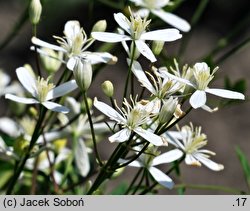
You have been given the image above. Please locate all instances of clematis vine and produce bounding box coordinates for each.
[5,67,78,113]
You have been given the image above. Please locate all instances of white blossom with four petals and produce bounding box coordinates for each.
[5,67,78,113]
[94,97,164,146]
[92,11,182,62]
[32,20,116,70]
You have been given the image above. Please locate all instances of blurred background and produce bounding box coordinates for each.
[0,0,249,194]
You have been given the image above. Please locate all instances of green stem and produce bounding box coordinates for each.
[6,106,46,194]
[123,41,136,100]
[215,36,250,64]
[83,92,103,166]
[125,168,143,194]
[132,169,146,195]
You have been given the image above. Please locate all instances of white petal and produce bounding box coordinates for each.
[0,136,7,151]
[189,90,207,108]
[16,67,37,97]
[64,20,81,39]
[75,139,90,177]
[0,70,10,87]
[42,101,70,113]
[149,166,174,189]
[134,127,163,146]
[31,37,66,52]
[114,13,131,34]
[205,88,245,100]
[0,117,21,137]
[141,29,182,41]
[91,32,131,43]
[46,80,78,101]
[194,153,224,171]
[159,67,194,87]
[118,158,143,167]
[185,154,201,166]
[66,57,77,70]
[135,40,156,62]
[130,60,156,94]
[152,149,183,166]
[109,128,131,143]
[93,98,126,123]
[152,9,191,32]
[5,94,38,104]
[83,52,115,65]
[201,104,218,113]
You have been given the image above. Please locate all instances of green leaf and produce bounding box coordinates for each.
[235,146,250,190]
[0,162,13,190]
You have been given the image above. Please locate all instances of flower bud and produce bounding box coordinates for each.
[91,20,107,32]
[73,58,92,92]
[152,40,165,55]
[29,0,42,25]
[158,97,178,124]
[102,80,114,97]
[13,137,29,157]
[40,48,62,73]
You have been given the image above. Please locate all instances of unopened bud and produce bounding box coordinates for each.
[29,0,42,25]
[40,48,62,73]
[92,20,107,32]
[159,97,178,124]
[152,40,165,55]
[102,80,114,97]
[13,138,29,157]
[73,58,92,92]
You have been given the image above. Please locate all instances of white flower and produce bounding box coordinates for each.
[129,0,191,32]
[93,97,164,146]
[5,67,77,113]
[187,62,245,109]
[120,146,183,189]
[131,60,189,100]
[166,123,224,171]
[92,11,182,62]
[31,20,116,70]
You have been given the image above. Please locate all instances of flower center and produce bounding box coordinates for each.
[36,77,55,102]
[129,12,150,40]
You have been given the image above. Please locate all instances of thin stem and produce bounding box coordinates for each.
[125,168,143,194]
[6,106,47,194]
[132,169,146,195]
[123,41,136,100]
[140,156,185,195]
[83,92,103,166]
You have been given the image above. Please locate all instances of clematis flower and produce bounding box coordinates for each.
[131,60,189,100]
[5,67,77,113]
[129,0,191,32]
[166,123,224,171]
[187,62,245,109]
[119,145,183,189]
[92,10,182,62]
[93,97,164,146]
[31,20,116,70]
